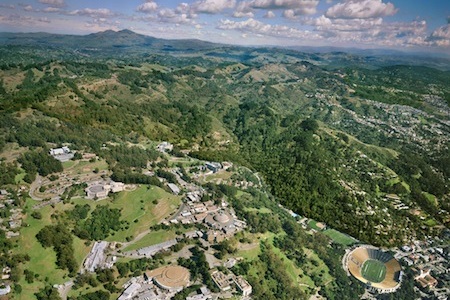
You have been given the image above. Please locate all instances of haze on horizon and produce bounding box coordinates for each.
[1,0,449,54]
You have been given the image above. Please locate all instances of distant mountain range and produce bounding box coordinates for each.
[0,29,222,52]
[1,29,449,70]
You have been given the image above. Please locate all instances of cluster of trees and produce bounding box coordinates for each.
[156,169,177,184]
[1,68,61,111]
[74,205,123,240]
[67,204,91,221]
[111,167,162,185]
[101,145,159,169]
[242,241,307,300]
[178,246,219,292]
[18,150,63,182]
[35,285,61,300]
[36,224,77,275]
[115,257,164,278]
[0,161,19,185]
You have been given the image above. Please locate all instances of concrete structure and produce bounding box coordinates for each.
[0,284,10,296]
[168,183,180,195]
[205,210,234,229]
[345,245,402,293]
[205,162,221,173]
[211,270,232,291]
[49,146,74,162]
[84,241,108,272]
[157,142,173,153]
[234,276,252,296]
[85,181,124,199]
[118,282,141,300]
[146,266,190,292]
[134,239,178,257]
[413,268,438,289]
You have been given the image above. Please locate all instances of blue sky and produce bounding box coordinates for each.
[0,0,449,52]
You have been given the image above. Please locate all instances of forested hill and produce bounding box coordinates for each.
[1,30,449,247]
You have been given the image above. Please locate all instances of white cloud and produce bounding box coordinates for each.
[303,14,432,48]
[136,1,158,13]
[325,0,397,19]
[193,0,236,14]
[43,7,61,13]
[0,13,52,26]
[68,8,116,18]
[0,4,15,9]
[154,3,197,25]
[264,10,275,18]
[427,24,450,47]
[218,18,320,40]
[38,0,65,8]
[233,11,254,18]
[24,5,33,11]
[238,0,319,17]
[244,0,318,11]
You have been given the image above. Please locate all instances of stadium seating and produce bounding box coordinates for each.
[346,246,402,292]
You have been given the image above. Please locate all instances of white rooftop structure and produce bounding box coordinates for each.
[118,282,141,300]
[168,183,180,195]
[157,142,173,153]
[49,146,74,162]
[134,239,177,257]
[84,241,108,272]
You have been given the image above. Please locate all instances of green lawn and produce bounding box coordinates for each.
[361,259,386,283]
[62,160,76,169]
[14,184,180,298]
[323,229,358,246]
[14,170,26,184]
[307,219,325,231]
[106,185,181,242]
[71,185,181,243]
[70,159,109,173]
[123,229,177,252]
[15,204,69,299]
[423,192,437,206]
[243,207,272,214]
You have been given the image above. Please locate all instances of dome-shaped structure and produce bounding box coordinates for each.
[214,213,230,224]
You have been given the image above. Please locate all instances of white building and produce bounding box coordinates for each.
[83,241,108,272]
[157,142,173,153]
[85,181,124,199]
[234,276,252,297]
[168,183,180,195]
[118,282,141,300]
[49,146,74,162]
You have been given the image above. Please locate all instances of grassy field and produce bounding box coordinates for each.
[14,184,180,298]
[243,207,272,214]
[15,201,69,299]
[361,259,386,283]
[70,159,109,174]
[14,170,26,184]
[307,219,325,231]
[106,186,181,242]
[323,229,358,246]
[123,229,177,252]
[70,185,181,242]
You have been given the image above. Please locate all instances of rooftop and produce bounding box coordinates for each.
[147,265,190,290]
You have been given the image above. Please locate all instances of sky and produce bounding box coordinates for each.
[0,0,449,52]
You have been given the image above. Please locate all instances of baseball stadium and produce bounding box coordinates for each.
[344,245,402,293]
